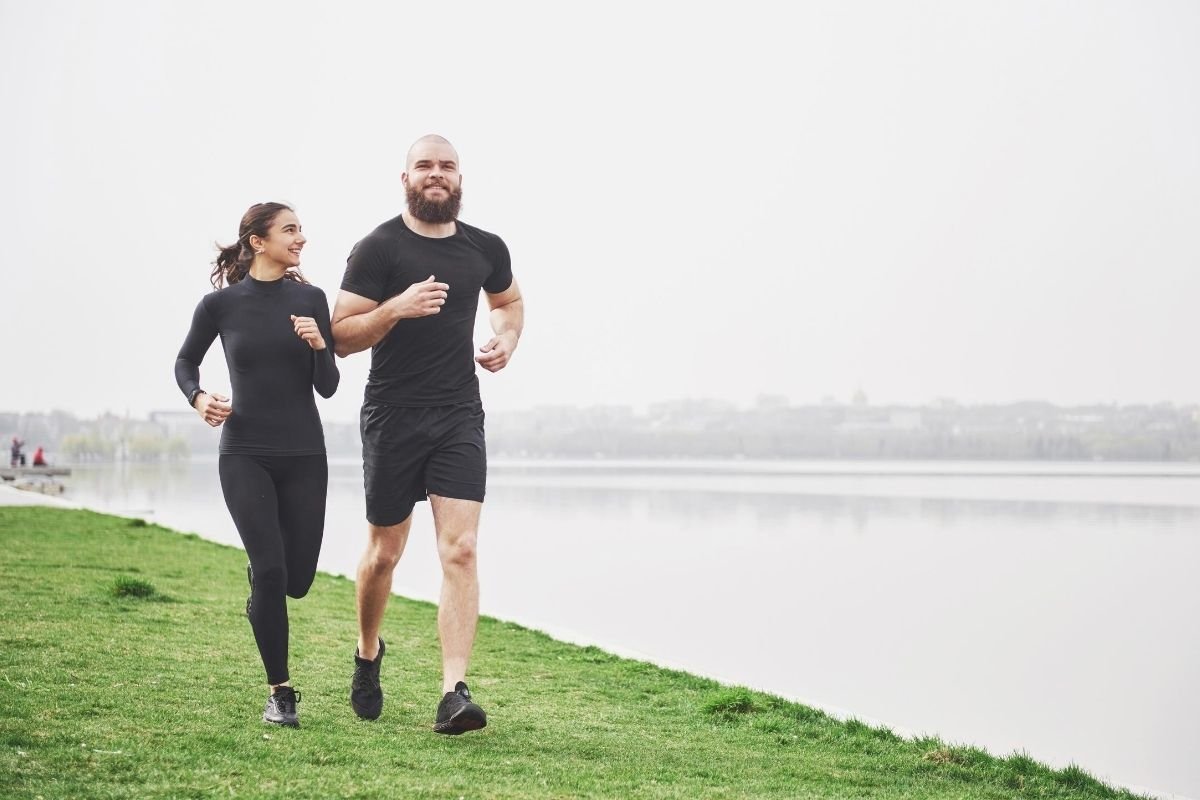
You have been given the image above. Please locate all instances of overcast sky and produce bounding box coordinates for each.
[2,1,1198,422]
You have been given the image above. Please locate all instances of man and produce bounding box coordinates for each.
[332,134,523,735]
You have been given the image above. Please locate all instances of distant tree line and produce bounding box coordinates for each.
[2,412,190,463]
[4,399,1198,462]
[484,399,1200,461]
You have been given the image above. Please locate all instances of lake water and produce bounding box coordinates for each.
[58,458,1200,799]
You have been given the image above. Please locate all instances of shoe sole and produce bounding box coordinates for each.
[263,717,299,728]
[351,699,382,721]
[433,706,487,735]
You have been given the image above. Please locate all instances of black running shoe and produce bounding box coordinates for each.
[263,686,300,728]
[350,638,385,720]
[433,681,487,735]
[245,562,253,619]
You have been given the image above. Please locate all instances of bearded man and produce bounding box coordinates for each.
[332,134,524,734]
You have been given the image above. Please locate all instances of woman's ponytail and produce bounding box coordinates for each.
[210,237,254,289]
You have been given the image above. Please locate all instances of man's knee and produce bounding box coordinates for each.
[362,519,410,574]
[439,531,478,571]
[363,544,402,574]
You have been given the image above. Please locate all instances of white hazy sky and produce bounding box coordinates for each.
[2,1,1198,422]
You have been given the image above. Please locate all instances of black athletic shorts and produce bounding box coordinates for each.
[360,399,486,527]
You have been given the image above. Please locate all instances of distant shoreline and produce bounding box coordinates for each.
[484,457,1200,480]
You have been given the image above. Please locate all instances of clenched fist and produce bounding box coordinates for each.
[290,315,326,351]
[194,392,232,427]
[386,275,449,319]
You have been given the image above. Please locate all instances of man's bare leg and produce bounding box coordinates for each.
[429,495,481,692]
[356,516,413,659]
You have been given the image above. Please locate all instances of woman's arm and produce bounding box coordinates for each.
[310,296,340,398]
[174,299,217,405]
[174,298,232,426]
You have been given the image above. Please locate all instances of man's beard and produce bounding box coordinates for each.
[407,183,463,224]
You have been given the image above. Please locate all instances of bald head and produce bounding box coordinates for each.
[406,134,459,171]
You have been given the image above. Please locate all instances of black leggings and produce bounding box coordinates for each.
[219,453,327,685]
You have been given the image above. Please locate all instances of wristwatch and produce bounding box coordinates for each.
[188,388,206,408]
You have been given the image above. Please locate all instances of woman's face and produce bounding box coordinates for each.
[256,210,306,268]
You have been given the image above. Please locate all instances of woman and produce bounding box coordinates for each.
[174,202,339,728]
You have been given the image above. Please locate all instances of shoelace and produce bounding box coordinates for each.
[272,689,300,712]
[351,662,379,691]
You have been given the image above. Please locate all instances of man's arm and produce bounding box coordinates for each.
[476,278,524,373]
[331,277,449,358]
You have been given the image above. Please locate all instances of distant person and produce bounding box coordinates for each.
[32,446,47,467]
[10,437,25,467]
[332,134,523,734]
[174,202,339,728]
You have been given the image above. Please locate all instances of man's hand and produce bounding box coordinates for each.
[290,315,326,351]
[384,275,449,319]
[476,331,519,373]
[194,392,232,428]
[331,281,446,358]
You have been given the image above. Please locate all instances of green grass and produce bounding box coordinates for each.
[0,507,1149,799]
[110,575,159,599]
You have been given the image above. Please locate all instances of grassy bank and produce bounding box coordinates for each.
[0,507,1147,799]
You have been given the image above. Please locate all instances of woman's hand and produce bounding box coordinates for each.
[194,392,232,427]
[291,315,326,351]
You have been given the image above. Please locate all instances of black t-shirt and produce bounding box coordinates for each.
[340,215,513,407]
[174,275,339,455]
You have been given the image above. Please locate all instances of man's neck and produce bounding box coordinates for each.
[403,210,457,239]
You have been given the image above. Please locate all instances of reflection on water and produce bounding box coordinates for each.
[498,481,1200,528]
[60,460,1200,800]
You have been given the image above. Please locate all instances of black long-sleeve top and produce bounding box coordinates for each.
[174,275,339,456]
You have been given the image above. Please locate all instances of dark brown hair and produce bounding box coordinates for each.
[210,202,309,289]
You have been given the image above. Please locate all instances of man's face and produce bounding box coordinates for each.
[403,141,463,224]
